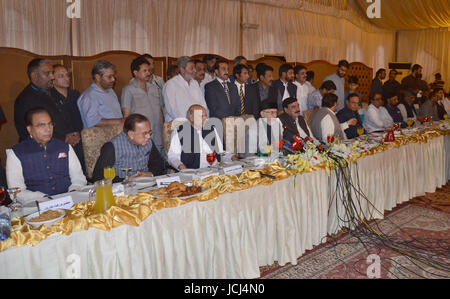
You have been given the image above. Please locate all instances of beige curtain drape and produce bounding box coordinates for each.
[243,1,395,71]
[0,0,71,55]
[73,0,240,58]
[354,0,450,30]
[0,0,446,86]
[397,28,450,91]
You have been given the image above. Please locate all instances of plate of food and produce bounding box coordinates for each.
[152,182,205,199]
[132,176,157,185]
[25,209,66,228]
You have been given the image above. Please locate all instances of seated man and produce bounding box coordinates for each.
[167,105,236,170]
[77,60,124,129]
[307,80,336,111]
[279,97,316,143]
[6,107,86,203]
[418,90,442,121]
[363,93,394,133]
[385,94,407,128]
[241,101,284,158]
[336,93,362,139]
[92,114,165,182]
[310,93,346,143]
[398,89,421,121]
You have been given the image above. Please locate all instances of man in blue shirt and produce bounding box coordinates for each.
[77,60,124,129]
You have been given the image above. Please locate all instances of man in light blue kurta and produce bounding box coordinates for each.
[77,60,123,129]
[323,60,349,112]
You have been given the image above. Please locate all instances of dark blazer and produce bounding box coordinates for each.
[14,84,71,142]
[273,79,297,111]
[278,112,311,143]
[245,82,278,119]
[205,79,242,120]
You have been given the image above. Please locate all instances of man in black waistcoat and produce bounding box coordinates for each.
[167,105,238,171]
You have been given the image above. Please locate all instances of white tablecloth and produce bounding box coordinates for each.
[0,135,448,279]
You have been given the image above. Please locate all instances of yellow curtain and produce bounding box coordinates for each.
[397,28,450,91]
[243,1,395,71]
[354,0,450,30]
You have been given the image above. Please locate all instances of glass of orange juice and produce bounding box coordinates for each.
[104,167,116,180]
[406,118,414,128]
[357,127,365,136]
[91,179,115,213]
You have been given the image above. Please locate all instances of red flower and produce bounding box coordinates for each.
[327,136,335,143]
[274,140,285,150]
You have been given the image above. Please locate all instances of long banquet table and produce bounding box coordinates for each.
[0,132,449,279]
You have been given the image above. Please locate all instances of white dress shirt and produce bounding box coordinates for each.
[364,104,394,133]
[440,97,450,115]
[6,145,87,204]
[162,74,208,122]
[295,118,319,143]
[281,81,290,101]
[167,126,231,170]
[305,81,316,94]
[319,108,348,143]
[293,81,310,115]
[397,103,417,121]
[234,81,246,96]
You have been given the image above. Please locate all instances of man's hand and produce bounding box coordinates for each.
[65,132,81,146]
[178,164,187,171]
[130,171,153,180]
[347,118,358,126]
[231,155,239,161]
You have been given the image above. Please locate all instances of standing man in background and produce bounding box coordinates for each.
[323,60,349,112]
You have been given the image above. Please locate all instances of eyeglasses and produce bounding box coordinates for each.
[135,130,152,138]
[33,122,55,129]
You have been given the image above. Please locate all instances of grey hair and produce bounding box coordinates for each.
[92,60,116,81]
[177,56,193,71]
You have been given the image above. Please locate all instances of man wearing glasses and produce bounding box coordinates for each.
[6,107,86,204]
[92,114,165,182]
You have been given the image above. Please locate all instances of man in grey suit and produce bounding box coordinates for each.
[205,60,242,120]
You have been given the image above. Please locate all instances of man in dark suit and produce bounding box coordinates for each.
[205,60,242,120]
[245,64,278,119]
[279,97,316,143]
[14,58,75,143]
[272,63,297,112]
[232,64,251,116]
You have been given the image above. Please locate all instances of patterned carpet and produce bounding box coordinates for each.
[259,183,450,279]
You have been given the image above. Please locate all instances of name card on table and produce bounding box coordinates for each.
[112,184,125,196]
[156,176,180,188]
[221,165,244,175]
[39,196,74,212]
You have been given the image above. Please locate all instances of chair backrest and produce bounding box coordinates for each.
[303,109,316,127]
[81,125,123,179]
[162,119,186,156]
[222,114,256,154]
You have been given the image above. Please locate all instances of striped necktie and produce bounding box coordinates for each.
[240,84,245,115]
[222,82,231,104]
